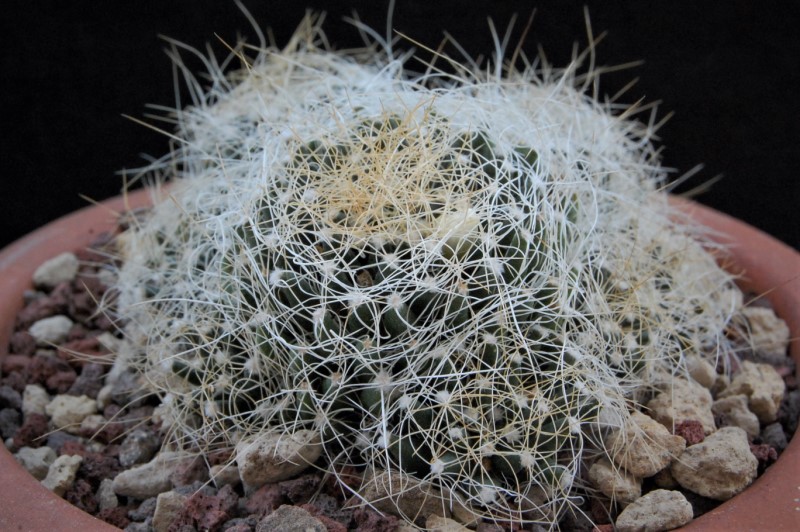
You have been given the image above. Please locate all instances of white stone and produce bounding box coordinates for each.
[426,514,472,532]
[153,490,188,532]
[720,360,785,423]
[14,445,56,480]
[741,306,791,364]
[236,430,322,491]
[685,354,717,389]
[615,489,693,532]
[32,252,79,288]
[96,332,123,353]
[588,458,641,506]
[96,478,118,510]
[256,505,326,532]
[607,410,686,478]
[96,383,114,410]
[80,414,107,435]
[671,426,758,500]
[28,315,74,346]
[22,384,50,417]
[41,454,83,497]
[113,451,179,499]
[646,377,716,435]
[45,394,98,434]
[712,394,761,439]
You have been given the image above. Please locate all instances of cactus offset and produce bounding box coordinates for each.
[113,14,748,527]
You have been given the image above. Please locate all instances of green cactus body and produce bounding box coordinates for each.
[114,14,751,528]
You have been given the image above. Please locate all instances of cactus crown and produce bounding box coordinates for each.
[114,13,745,526]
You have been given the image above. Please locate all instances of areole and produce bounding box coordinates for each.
[0,189,798,530]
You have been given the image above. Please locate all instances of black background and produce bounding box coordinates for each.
[2,1,798,249]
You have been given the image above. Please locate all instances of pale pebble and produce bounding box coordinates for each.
[32,252,79,288]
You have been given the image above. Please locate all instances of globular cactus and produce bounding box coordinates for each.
[114,14,747,527]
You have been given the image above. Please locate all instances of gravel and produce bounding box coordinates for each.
[1,226,797,532]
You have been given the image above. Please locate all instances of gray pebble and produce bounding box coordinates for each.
[0,385,22,409]
[0,408,21,439]
[14,445,57,480]
[109,370,149,408]
[783,389,800,435]
[128,496,158,522]
[97,478,119,510]
[761,422,788,451]
[124,521,152,532]
[68,363,106,398]
[256,505,326,532]
[173,480,215,497]
[118,429,161,467]
[222,516,259,531]
[45,430,81,453]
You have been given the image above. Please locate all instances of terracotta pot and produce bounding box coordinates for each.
[0,190,798,531]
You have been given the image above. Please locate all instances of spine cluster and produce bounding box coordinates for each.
[113,16,747,526]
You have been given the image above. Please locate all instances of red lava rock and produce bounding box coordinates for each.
[58,337,107,365]
[244,483,284,516]
[91,418,128,445]
[12,412,48,449]
[675,419,706,445]
[45,369,78,394]
[1,354,31,374]
[14,283,70,329]
[280,474,320,503]
[0,370,27,393]
[79,452,123,488]
[103,403,122,419]
[750,443,778,466]
[9,331,36,355]
[590,495,613,525]
[783,373,797,391]
[28,353,71,387]
[352,506,399,531]
[171,484,238,532]
[65,478,99,514]
[66,323,89,342]
[60,439,88,457]
[97,506,131,529]
[207,449,233,466]
[593,524,615,532]
[69,281,105,324]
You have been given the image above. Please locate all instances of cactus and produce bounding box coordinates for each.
[113,14,749,527]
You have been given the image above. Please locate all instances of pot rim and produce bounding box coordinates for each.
[0,190,797,531]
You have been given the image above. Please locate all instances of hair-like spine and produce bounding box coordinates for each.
[111,13,748,527]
